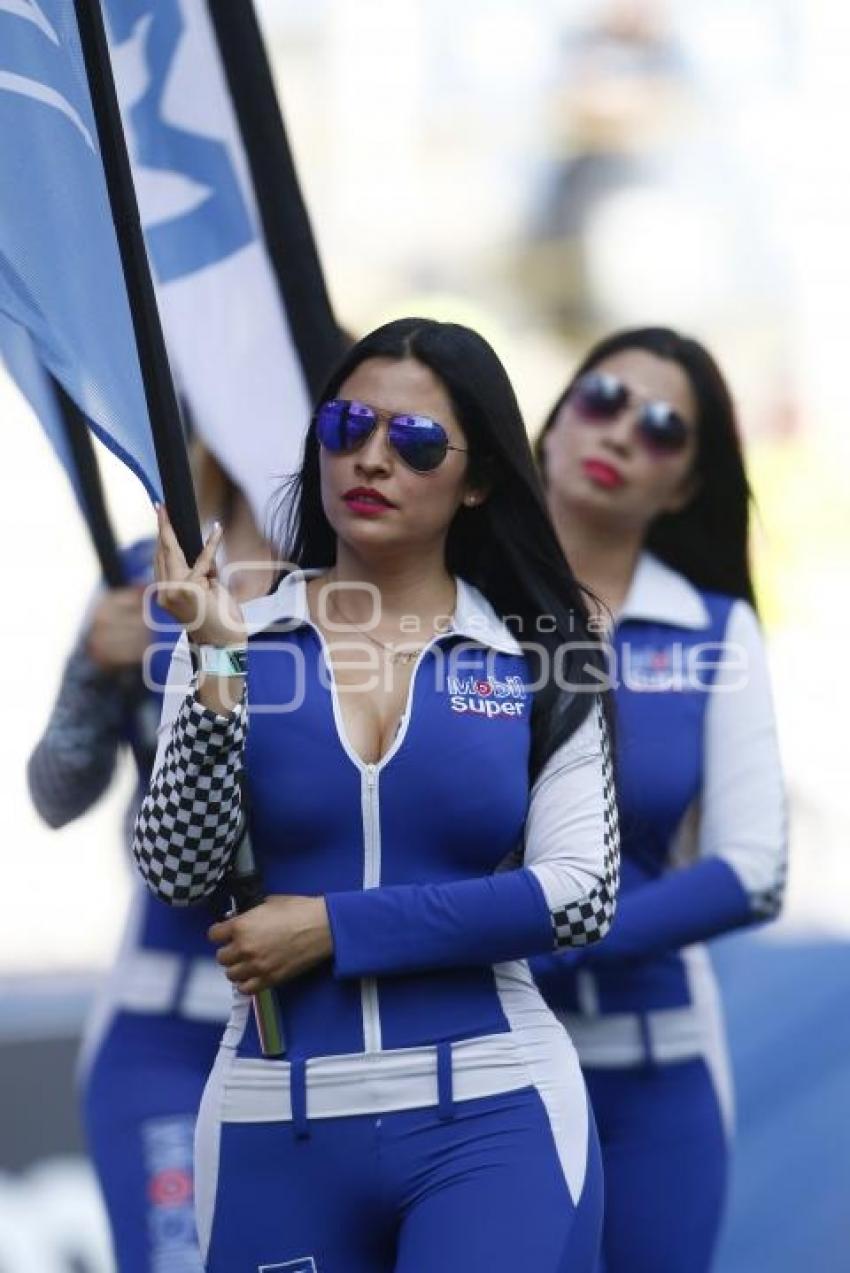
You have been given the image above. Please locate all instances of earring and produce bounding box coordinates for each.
[465,495,479,507]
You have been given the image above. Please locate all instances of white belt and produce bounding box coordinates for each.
[556,1005,709,1068]
[109,951,232,1023]
[218,1032,532,1123]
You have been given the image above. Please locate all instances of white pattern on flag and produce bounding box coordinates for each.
[0,0,59,43]
[105,0,313,530]
[0,71,95,148]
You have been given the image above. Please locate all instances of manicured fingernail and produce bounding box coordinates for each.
[212,520,222,534]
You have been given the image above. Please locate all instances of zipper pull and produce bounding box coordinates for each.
[366,763,377,787]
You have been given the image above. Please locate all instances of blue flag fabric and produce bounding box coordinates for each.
[0,0,161,501]
[0,310,86,508]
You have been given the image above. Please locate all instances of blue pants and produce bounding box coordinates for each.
[586,1059,729,1273]
[82,1011,223,1273]
[202,1087,603,1271]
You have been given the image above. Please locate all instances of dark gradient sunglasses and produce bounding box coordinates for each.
[315,398,469,474]
[568,371,691,456]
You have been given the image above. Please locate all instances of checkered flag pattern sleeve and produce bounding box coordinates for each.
[132,688,247,905]
[750,802,788,919]
[550,697,620,948]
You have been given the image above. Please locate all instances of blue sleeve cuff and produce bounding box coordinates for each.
[580,857,754,968]
[326,869,554,979]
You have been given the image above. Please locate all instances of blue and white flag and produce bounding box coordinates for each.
[104,0,331,530]
[0,0,162,501]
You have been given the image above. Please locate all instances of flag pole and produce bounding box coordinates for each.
[72,0,201,565]
[52,373,165,777]
[51,377,125,588]
[73,0,283,1055]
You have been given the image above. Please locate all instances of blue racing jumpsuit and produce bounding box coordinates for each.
[531,553,787,1273]
[133,570,620,1272]
[29,540,231,1273]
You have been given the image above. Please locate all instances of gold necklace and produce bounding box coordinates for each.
[328,591,427,666]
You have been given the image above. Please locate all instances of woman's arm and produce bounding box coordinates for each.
[132,633,247,905]
[28,578,157,828]
[27,637,126,828]
[132,507,250,905]
[324,695,620,978]
[534,601,787,986]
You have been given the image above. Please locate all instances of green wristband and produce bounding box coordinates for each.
[197,644,248,677]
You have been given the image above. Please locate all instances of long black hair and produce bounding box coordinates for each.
[273,316,608,780]
[536,327,756,607]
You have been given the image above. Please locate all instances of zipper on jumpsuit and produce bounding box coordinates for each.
[304,596,448,1059]
[361,762,382,1051]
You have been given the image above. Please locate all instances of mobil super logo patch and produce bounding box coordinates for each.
[625,645,683,691]
[448,673,527,718]
[620,640,733,692]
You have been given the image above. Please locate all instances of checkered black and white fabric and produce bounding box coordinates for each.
[751,823,788,920]
[745,767,789,920]
[133,689,247,905]
[550,697,620,948]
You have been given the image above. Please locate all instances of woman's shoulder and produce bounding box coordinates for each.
[121,536,156,583]
[631,554,756,636]
[693,583,760,642]
[242,568,324,636]
[453,577,524,656]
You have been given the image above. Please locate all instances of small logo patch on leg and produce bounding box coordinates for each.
[142,1115,203,1267]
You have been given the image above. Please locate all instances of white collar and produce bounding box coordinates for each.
[452,577,523,654]
[241,568,319,635]
[242,569,522,654]
[617,553,710,630]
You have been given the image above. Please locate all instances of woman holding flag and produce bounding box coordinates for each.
[530,326,787,1273]
[134,318,620,1271]
[28,445,274,1273]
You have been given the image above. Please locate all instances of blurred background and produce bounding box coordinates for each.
[1,0,848,1268]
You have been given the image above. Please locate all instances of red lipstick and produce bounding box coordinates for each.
[342,487,396,516]
[582,459,625,490]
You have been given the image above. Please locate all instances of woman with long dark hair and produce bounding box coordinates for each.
[132,318,620,1271]
[531,327,787,1273]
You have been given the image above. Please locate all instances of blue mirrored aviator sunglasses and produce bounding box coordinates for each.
[315,398,469,473]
